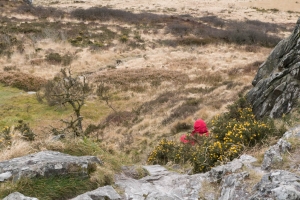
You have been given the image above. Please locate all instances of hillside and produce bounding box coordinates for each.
[0,0,299,199]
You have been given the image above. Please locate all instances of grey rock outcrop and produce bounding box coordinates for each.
[121,165,149,179]
[115,164,206,200]
[0,125,300,200]
[219,172,250,200]
[114,155,258,200]
[247,18,300,118]
[250,170,300,200]
[3,192,38,200]
[71,185,121,200]
[213,155,261,200]
[282,124,300,138]
[0,150,102,181]
[208,154,257,183]
[208,158,243,183]
[261,138,291,171]
[261,125,300,171]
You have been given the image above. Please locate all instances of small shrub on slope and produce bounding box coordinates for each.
[147,96,284,173]
[0,126,12,149]
[0,72,46,91]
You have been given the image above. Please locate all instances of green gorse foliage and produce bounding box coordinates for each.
[0,126,11,148]
[148,97,285,173]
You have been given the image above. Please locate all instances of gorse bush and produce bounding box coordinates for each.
[15,120,35,141]
[0,126,12,148]
[147,139,192,165]
[171,122,192,134]
[0,121,36,149]
[46,52,62,64]
[147,96,285,173]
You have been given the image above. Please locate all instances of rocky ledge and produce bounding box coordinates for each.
[0,150,102,182]
[3,125,300,200]
[247,18,300,118]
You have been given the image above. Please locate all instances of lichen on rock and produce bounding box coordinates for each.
[247,17,300,118]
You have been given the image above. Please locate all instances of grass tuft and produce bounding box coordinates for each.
[0,175,97,200]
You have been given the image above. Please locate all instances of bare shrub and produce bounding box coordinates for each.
[0,71,46,91]
[39,68,91,137]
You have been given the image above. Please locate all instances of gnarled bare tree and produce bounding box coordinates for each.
[40,68,90,137]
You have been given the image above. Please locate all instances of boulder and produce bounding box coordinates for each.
[282,124,300,139]
[261,125,300,171]
[246,18,300,118]
[208,158,243,183]
[3,192,38,200]
[250,170,300,200]
[219,171,250,200]
[114,156,258,200]
[0,151,102,181]
[121,165,149,179]
[71,185,121,200]
[261,138,291,171]
[208,154,257,183]
[208,155,261,200]
[115,165,206,200]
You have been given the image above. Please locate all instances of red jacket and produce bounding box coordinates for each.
[180,119,209,145]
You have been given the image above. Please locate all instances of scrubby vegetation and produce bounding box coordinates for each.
[1,175,96,200]
[0,0,298,198]
[0,72,46,91]
[147,96,286,173]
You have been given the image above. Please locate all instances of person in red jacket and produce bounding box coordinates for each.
[180,119,209,145]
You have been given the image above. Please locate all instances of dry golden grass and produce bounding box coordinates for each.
[0,1,299,199]
[0,0,299,173]
[0,140,34,161]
